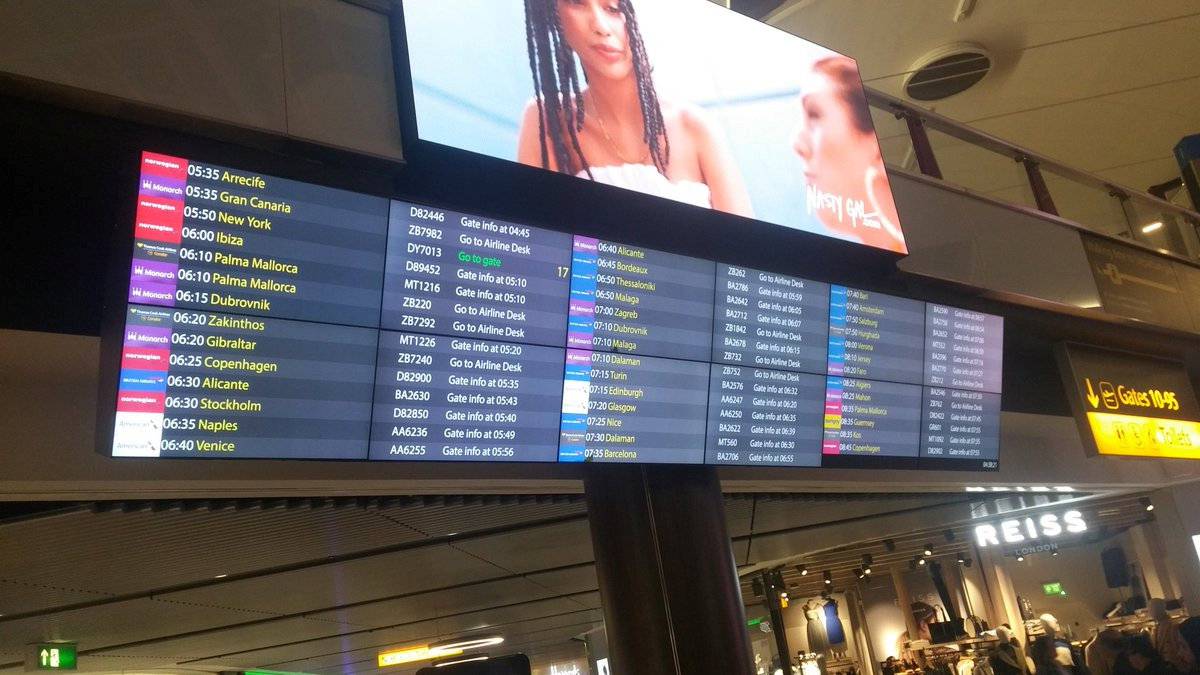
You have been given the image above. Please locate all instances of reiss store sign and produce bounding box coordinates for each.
[974,510,1088,548]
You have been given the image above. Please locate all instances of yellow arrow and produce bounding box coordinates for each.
[1085,379,1100,409]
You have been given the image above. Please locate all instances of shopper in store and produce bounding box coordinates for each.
[992,627,1030,675]
[1114,634,1179,675]
[518,0,754,216]
[1085,629,1126,675]
[1148,599,1195,673]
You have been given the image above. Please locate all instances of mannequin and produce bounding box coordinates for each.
[991,627,1028,675]
[1029,614,1080,675]
[822,592,848,657]
[805,598,831,654]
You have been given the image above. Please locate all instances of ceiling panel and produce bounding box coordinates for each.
[105,615,360,659]
[452,520,594,573]
[0,597,270,654]
[302,576,559,627]
[523,565,597,597]
[382,499,586,538]
[260,607,601,674]
[0,506,426,597]
[0,578,109,616]
[158,544,502,615]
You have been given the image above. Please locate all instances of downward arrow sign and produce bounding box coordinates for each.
[1085,379,1100,408]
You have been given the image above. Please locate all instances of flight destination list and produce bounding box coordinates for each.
[112,151,1004,469]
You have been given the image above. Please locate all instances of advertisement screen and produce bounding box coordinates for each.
[399,0,907,253]
[107,152,1000,469]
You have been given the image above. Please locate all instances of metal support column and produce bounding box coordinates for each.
[1020,157,1059,216]
[901,112,943,179]
[584,464,755,675]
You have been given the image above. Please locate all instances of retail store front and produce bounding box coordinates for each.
[733,491,1198,675]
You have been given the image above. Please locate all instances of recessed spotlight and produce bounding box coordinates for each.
[862,554,873,574]
[823,571,832,585]
[1052,551,1059,557]
[923,544,934,557]
[798,565,809,576]
[918,557,927,566]
[1016,555,1025,562]
[956,553,966,565]
[855,568,866,580]
[1140,497,1154,512]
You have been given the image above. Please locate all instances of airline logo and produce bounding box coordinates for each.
[134,195,183,244]
[140,151,188,181]
[112,411,164,457]
[121,347,171,371]
[116,391,165,414]
[119,369,167,392]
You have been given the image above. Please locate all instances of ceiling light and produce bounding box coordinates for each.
[1054,486,1075,493]
[965,487,987,492]
[435,655,489,668]
[797,565,809,576]
[855,568,866,580]
[379,646,463,667]
[1140,497,1155,512]
[918,557,927,566]
[431,637,505,653]
[862,554,873,573]
[923,544,934,557]
[213,573,228,579]
[956,553,966,565]
[823,571,832,585]
[1142,221,1163,234]
[1052,551,1059,557]
[1016,555,1025,562]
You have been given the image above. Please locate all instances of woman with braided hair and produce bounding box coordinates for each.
[517,0,753,216]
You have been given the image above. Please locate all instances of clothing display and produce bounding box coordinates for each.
[825,598,847,646]
[1150,599,1196,673]
[806,601,831,654]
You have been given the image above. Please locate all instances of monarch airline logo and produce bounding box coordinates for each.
[974,510,1087,547]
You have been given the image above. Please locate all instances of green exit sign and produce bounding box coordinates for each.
[1043,582,1066,597]
[26,643,77,670]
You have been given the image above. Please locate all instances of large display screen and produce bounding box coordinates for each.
[397,0,908,254]
[110,152,1001,469]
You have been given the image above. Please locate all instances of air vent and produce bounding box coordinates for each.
[905,43,991,101]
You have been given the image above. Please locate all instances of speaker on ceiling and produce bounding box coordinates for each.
[1101,547,1130,589]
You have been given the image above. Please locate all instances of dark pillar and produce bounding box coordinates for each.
[584,464,755,675]
[761,570,794,674]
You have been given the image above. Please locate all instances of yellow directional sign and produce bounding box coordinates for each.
[1057,344,1200,459]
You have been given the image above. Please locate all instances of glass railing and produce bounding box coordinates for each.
[865,88,1200,262]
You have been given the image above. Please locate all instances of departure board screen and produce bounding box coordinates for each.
[109,151,1004,470]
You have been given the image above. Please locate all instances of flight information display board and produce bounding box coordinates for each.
[109,152,1004,470]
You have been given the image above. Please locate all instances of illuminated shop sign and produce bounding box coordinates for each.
[1057,344,1200,459]
[974,510,1087,547]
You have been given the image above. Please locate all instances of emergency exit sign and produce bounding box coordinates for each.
[25,643,77,671]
